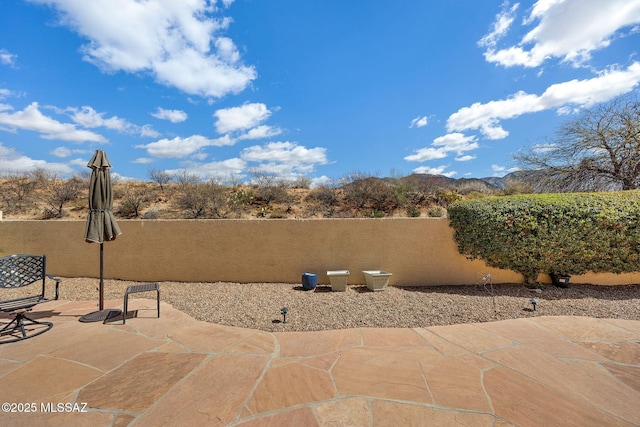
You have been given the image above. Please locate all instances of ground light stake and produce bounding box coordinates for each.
[281,307,288,324]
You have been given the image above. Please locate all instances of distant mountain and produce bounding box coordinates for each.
[395,173,521,192]
[338,172,526,194]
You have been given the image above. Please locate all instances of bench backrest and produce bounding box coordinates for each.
[0,255,46,291]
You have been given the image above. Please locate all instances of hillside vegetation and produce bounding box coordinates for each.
[0,170,526,220]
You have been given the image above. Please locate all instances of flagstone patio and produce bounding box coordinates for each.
[0,298,638,426]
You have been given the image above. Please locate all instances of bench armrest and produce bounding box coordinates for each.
[45,274,61,300]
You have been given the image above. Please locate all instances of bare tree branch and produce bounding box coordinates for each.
[515,94,640,192]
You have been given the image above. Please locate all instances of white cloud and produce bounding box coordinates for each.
[214,37,240,63]
[310,175,332,187]
[242,141,327,165]
[491,164,519,176]
[214,102,272,134]
[50,146,87,158]
[0,102,106,143]
[29,0,256,98]
[0,89,25,101]
[236,125,282,141]
[404,147,448,162]
[433,133,479,152]
[0,49,17,67]
[241,141,328,178]
[532,143,557,153]
[446,62,640,139]
[51,147,72,158]
[139,103,282,160]
[455,155,476,162]
[556,105,574,115]
[0,142,72,175]
[67,106,130,131]
[409,116,428,128]
[151,107,188,123]
[69,157,89,168]
[59,105,159,137]
[405,133,478,162]
[525,0,565,24]
[137,134,234,158]
[478,1,519,48]
[482,0,640,67]
[169,157,247,181]
[411,165,457,177]
[132,157,154,164]
[139,124,161,138]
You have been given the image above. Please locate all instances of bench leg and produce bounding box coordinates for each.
[0,313,53,344]
[123,294,128,325]
[123,289,160,324]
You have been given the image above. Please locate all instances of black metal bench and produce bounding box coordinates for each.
[123,283,160,324]
[0,254,61,344]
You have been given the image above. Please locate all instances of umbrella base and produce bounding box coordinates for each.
[79,309,122,323]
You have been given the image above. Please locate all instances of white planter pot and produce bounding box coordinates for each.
[362,270,392,292]
[327,270,350,291]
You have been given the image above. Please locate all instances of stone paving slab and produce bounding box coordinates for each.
[0,298,638,426]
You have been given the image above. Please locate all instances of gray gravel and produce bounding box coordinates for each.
[14,277,639,332]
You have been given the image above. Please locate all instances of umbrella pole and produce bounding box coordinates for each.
[99,242,104,311]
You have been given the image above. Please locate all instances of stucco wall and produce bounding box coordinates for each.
[0,218,636,286]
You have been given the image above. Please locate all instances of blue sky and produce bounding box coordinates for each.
[1,0,640,185]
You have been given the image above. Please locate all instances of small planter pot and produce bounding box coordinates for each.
[302,272,318,291]
[549,274,571,288]
[550,274,570,288]
[362,270,392,292]
[327,270,350,291]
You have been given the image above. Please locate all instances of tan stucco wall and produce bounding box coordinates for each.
[0,218,636,286]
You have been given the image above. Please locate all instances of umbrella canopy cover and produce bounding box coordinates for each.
[85,150,122,243]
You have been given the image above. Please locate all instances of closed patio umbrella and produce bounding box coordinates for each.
[79,150,122,323]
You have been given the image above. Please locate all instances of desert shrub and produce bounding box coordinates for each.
[142,208,161,219]
[305,185,338,205]
[448,191,640,284]
[43,176,83,218]
[405,190,429,207]
[255,206,272,218]
[117,183,154,218]
[304,185,339,217]
[255,182,289,204]
[269,208,287,218]
[116,200,138,218]
[227,187,254,218]
[175,179,208,219]
[406,207,421,217]
[427,206,445,217]
[148,168,173,193]
[205,181,229,218]
[250,170,290,204]
[290,176,312,189]
[170,174,230,219]
[342,174,396,214]
[433,190,461,207]
[0,173,38,214]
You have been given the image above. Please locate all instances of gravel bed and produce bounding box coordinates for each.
[9,278,640,332]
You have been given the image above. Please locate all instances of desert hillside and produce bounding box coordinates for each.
[0,171,524,220]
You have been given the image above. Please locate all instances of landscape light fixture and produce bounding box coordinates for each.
[529,298,539,311]
[281,307,288,324]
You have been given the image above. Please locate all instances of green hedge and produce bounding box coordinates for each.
[447,191,640,284]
